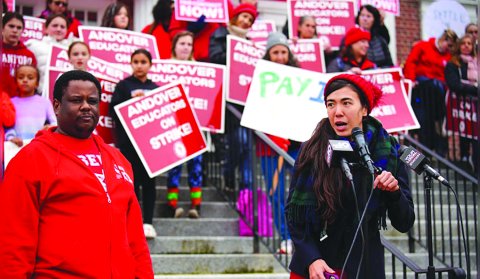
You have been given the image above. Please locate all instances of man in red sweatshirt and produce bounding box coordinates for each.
[0,70,154,278]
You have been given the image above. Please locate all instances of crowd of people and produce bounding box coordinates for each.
[0,0,477,277]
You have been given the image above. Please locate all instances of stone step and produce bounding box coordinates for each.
[151,254,285,274]
[154,274,289,279]
[153,218,239,237]
[148,236,267,254]
[384,235,477,255]
[153,202,237,218]
[415,203,476,220]
[411,219,476,237]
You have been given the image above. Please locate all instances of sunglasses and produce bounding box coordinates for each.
[53,1,68,7]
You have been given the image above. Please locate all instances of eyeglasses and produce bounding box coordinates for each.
[53,1,68,7]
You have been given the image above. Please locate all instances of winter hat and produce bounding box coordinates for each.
[324,74,383,113]
[231,3,258,22]
[266,32,289,52]
[344,27,371,47]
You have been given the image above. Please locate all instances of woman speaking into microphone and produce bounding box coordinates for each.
[286,74,415,279]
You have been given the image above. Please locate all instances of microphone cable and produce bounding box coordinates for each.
[339,171,373,279]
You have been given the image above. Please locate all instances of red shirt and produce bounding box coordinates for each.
[1,41,37,97]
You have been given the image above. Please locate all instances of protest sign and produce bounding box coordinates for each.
[175,0,229,23]
[114,82,207,177]
[241,60,418,141]
[289,39,326,72]
[149,60,226,133]
[247,20,277,44]
[445,92,477,140]
[360,0,400,16]
[361,68,419,132]
[79,26,161,72]
[226,36,264,105]
[21,16,45,43]
[287,0,357,49]
[5,0,14,11]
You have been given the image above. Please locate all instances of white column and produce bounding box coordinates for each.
[133,0,155,32]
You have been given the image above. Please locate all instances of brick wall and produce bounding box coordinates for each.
[395,0,422,66]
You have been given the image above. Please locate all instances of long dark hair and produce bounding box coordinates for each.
[2,11,25,28]
[294,79,368,224]
[355,5,381,34]
[101,2,131,30]
[148,0,173,34]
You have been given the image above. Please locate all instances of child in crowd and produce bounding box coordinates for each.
[166,31,203,218]
[5,65,56,147]
[1,12,37,97]
[101,2,130,30]
[27,14,76,95]
[110,49,159,239]
[68,41,91,71]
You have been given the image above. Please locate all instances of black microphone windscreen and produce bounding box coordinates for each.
[399,146,428,175]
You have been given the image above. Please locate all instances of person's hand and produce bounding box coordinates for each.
[374,171,400,192]
[187,15,206,34]
[308,259,335,279]
[319,36,332,53]
[349,67,362,75]
[9,137,24,147]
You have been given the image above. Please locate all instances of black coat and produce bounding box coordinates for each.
[209,26,229,65]
[444,61,477,97]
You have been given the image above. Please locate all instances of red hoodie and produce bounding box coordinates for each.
[0,128,153,278]
[403,37,451,82]
[1,41,37,97]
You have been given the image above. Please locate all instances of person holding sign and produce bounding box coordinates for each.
[5,65,56,147]
[209,3,258,65]
[163,31,204,218]
[327,27,376,74]
[286,74,415,279]
[0,70,153,278]
[1,12,38,97]
[68,41,91,71]
[26,14,76,94]
[110,49,160,239]
[355,5,393,68]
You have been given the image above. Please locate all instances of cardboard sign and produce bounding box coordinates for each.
[360,0,400,16]
[226,36,265,105]
[445,92,477,140]
[289,39,326,73]
[114,83,207,177]
[21,16,45,42]
[287,0,357,49]
[175,0,229,23]
[79,26,161,71]
[241,60,418,141]
[149,60,226,133]
[248,20,277,44]
[361,68,420,132]
[5,0,14,11]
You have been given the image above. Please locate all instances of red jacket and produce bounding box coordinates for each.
[1,41,37,97]
[169,14,220,62]
[403,38,451,82]
[0,128,153,278]
[0,91,15,180]
[142,23,172,59]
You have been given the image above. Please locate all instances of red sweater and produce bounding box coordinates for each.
[1,41,37,97]
[0,128,153,278]
[142,23,172,59]
[403,38,451,82]
[0,91,15,180]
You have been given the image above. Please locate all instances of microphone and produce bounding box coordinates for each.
[399,145,450,186]
[325,139,354,181]
[351,127,376,175]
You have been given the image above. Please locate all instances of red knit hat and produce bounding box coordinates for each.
[231,3,258,22]
[344,27,371,47]
[324,74,383,113]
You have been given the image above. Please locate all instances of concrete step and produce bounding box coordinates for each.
[153,202,237,218]
[148,236,268,254]
[154,274,289,279]
[153,218,239,237]
[384,235,477,255]
[415,203,476,220]
[411,219,476,237]
[151,254,285,274]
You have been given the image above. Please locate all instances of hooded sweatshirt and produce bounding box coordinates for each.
[0,128,153,278]
[1,41,37,97]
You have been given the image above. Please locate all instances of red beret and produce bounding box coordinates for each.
[231,3,258,22]
[344,27,371,47]
[324,74,383,114]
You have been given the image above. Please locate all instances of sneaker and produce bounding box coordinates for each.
[187,205,200,219]
[278,239,293,254]
[174,207,184,218]
[143,223,157,239]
